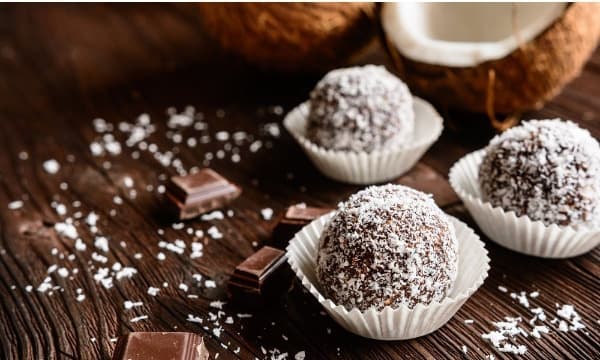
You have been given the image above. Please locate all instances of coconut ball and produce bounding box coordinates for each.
[316,184,458,311]
[479,119,600,227]
[306,65,414,153]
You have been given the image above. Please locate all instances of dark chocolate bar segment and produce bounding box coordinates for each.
[112,332,209,360]
[282,204,333,224]
[166,168,241,220]
[270,204,333,248]
[228,246,293,307]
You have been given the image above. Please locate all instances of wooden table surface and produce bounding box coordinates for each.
[0,4,598,360]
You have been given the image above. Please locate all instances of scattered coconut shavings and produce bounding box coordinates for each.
[115,267,137,280]
[212,327,223,338]
[94,236,109,252]
[480,288,588,356]
[86,212,99,226]
[263,123,281,138]
[249,140,262,153]
[20,103,295,350]
[190,242,203,259]
[207,226,223,239]
[43,159,60,174]
[7,200,23,210]
[54,222,78,240]
[129,315,148,323]
[147,287,160,296]
[124,301,143,309]
[556,304,585,331]
[159,240,185,255]
[261,208,274,220]
[187,314,203,324]
[75,239,87,251]
[172,222,184,230]
[57,268,69,278]
[481,317,528,355]
[531,325,550,338]
[52,202,67,216]
[91,252,108,264]
[510,291,530,308]
[210,300,226,310]
[37,277,53,293]
[201,211,224,221]
[529,307,547,325]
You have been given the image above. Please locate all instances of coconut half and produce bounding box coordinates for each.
[381,2,600,121]
[199,3,376,72]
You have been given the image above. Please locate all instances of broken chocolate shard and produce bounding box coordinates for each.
[270,204,333,248]
[112,332,209,360]
[282,204,333,224]
[228,246,293,307]
[166,168,241,220]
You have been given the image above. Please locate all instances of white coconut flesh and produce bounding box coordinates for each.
[382,2,567,67]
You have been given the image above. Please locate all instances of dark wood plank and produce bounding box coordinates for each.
[0,4,598,360]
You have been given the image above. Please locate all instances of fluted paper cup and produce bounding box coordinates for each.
[449,150,600,258]
[283,97,443,185]
[286,212,489,340]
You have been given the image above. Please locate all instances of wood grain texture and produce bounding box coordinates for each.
[0,4,598,360]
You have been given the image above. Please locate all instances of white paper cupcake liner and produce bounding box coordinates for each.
[449,150,600,258]
[286,212,489,340]
[283,97,443,185]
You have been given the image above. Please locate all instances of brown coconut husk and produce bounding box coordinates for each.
[381,3,600,129]
[198,3,377,73]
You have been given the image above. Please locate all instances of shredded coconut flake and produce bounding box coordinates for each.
[43,159,60,174]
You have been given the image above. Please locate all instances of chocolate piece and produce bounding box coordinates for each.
[112,332,209,360]
[166,169,241,220]
[228,246,293,307]
[271,204,333,248]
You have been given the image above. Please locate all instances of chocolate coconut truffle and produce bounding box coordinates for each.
[316,184,458,311]
[306,65,414,153]
[479,119,600,227]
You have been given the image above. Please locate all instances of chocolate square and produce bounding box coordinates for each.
[228,246,293,307]
[112,332,209,360]
[166,169,241,220]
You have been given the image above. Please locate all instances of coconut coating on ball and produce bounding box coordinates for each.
[306,65,414,153]
[479,119,600,227]
[316,184,458,311]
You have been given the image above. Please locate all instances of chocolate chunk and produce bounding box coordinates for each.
[270,204,333,248]
[112,332,209,360]
[166,169,241,220]
[228,246,293,307]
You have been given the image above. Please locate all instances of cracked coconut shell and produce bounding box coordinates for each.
[198,3,376,72]
[381,3,600,117]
